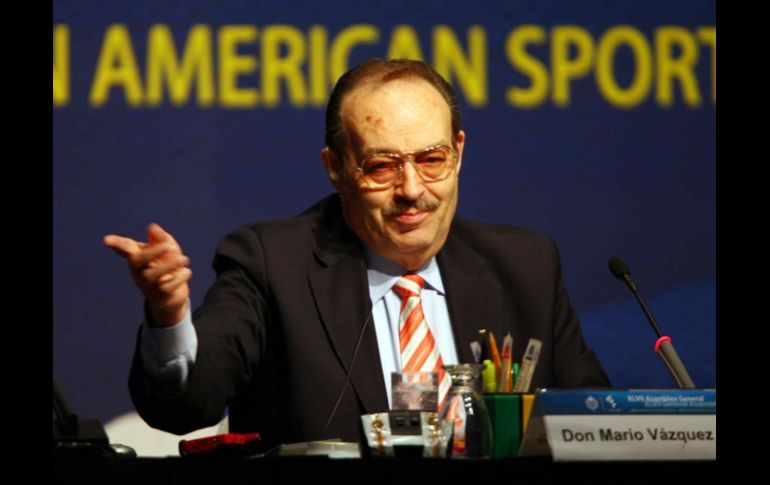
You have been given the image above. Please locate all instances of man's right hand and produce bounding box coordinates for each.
[104,223,192,327]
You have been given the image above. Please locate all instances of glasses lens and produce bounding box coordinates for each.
[415,146,452,180]
[360,145,455,187]
[361,157,401,186]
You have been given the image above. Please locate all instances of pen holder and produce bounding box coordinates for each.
[483,393,535,458]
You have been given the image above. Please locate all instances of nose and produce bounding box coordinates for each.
[395,160,425,200]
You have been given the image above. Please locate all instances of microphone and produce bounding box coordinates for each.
[323,309,374,432]
[608,256,696,389]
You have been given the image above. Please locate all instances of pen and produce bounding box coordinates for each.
[478,329,489,361]
[512,363,520,388]
[488,331,502,382]
[470,341,481,363]
[497,333,513,393]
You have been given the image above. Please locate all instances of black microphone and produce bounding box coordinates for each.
[608,256,696,389]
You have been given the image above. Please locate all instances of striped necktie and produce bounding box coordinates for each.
[393,273,452,410]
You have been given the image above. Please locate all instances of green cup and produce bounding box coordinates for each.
[483,393,535,458]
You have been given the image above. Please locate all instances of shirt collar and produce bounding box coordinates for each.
[364,246,445,303]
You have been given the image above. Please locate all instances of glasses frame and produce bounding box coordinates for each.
[350,144,458,189]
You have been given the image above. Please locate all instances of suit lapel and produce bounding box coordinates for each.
[437,225,509,364]
[307,199,388,414]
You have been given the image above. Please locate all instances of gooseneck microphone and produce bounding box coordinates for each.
[608,256,696,389]
[323,310,374,433]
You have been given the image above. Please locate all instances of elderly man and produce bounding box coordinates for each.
[104,58,610,450]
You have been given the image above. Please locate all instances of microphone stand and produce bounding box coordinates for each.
[628,285,696,389]
[610,257,696,389]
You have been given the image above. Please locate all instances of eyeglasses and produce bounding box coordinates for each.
[351,144,458,189]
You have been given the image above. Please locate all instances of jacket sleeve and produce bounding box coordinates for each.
[129,225,270,435]
[549,239,612,388]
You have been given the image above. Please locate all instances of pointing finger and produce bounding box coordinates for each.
[103,235,142,258]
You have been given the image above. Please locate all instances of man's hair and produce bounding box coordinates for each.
[324,58,462,158]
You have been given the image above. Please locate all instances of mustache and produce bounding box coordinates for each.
[382,197,440,217]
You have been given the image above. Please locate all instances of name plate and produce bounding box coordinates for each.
[520,389,716,461]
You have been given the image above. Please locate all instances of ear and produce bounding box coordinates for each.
[454,130,466,176]
[321,147,342,190]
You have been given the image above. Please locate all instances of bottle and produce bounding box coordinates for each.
[439,363,493,458]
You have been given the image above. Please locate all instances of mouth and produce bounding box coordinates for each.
[383,197,440,229]
[392,210,430,226]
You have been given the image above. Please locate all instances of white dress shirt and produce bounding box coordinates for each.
[365,248,458,408]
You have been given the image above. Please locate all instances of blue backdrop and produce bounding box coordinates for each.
[53,0,716,424]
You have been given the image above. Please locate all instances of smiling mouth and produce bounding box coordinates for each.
[392,210,430,226]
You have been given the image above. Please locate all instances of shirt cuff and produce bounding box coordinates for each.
[140,303,197,368]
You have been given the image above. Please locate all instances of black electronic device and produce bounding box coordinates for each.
[53,377,136,458]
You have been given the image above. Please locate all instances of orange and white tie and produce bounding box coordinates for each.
[393,273,452,410]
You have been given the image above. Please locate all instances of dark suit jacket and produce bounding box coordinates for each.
[130,194,610,449]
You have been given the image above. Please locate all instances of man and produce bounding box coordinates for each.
[104,59,610,449]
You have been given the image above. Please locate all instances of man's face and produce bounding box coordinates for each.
[325,77,465,270]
